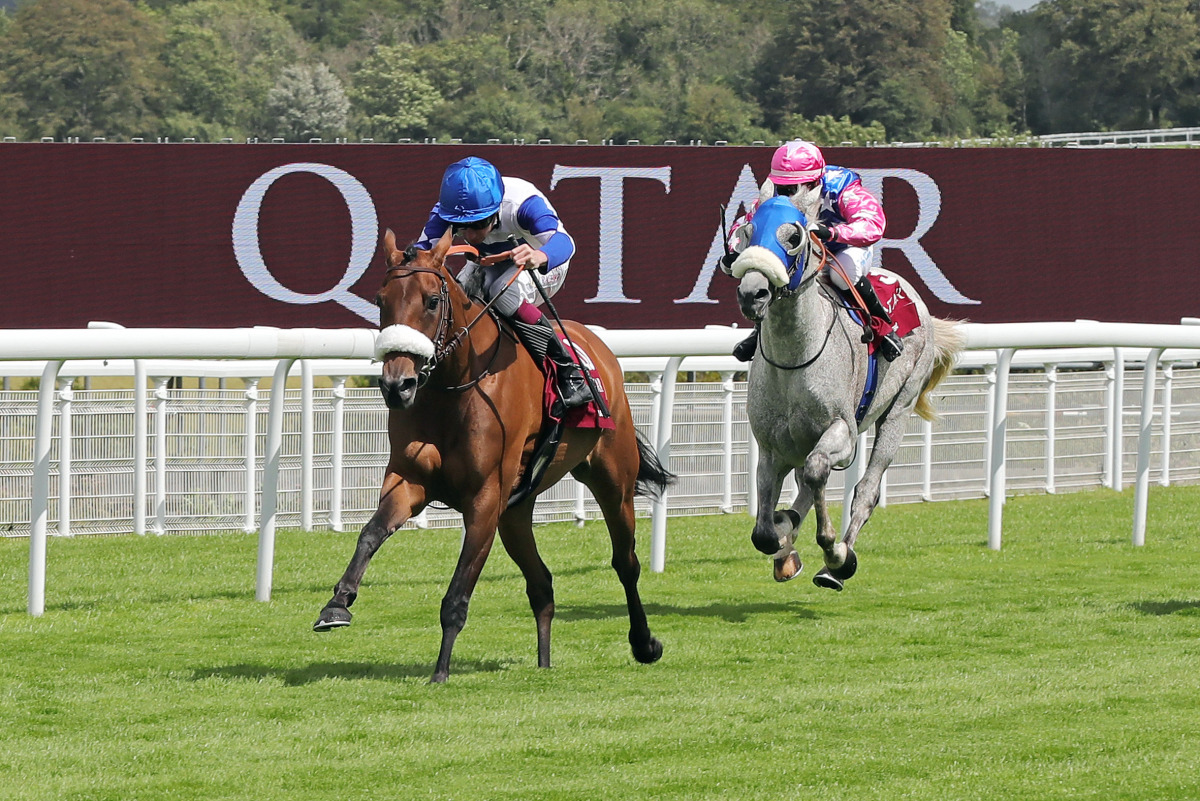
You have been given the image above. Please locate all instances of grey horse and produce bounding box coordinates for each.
[730,194,964,589]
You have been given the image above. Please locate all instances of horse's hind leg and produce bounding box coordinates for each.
[314,473,423,631]
[575,452,663,666]
[824,411,909,588]
[497,500,555,668]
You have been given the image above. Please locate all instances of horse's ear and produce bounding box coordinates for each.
[382,228,399,262]
[430,226,454,262]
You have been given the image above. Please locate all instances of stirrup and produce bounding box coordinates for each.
[732,331,758,362]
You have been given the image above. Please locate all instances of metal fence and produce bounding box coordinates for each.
[4,359,1199,538]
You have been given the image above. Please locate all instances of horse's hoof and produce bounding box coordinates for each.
[812,567,844,592]
[632,636,663,664]
[751,526,779,555]
[826,547,858,581]
[773,550,803,582]
[313,606,352,632]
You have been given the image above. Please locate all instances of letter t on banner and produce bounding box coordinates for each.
[551,166,671,304]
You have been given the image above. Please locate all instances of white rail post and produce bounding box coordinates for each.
[1159,361,1173,487]
[1102,358,1116,489]
[921,419,931,501]
[329,376,346,532]
[56,376,73,538]
[650,357,682,573]
[258,358,296,602]
[988,349,1015,550]
[301,360,314,532]
[720,371,735,513]
[574,479,587,527]
[984,364,996,498]
[152,376,169,535]
[1110,348,1125,490]
[133,361,147,536]
[746,431,759,513]
[1133,348,1163,546]
[1044,364,1058,494]
[242,378,260,534]
[29,360,62,617]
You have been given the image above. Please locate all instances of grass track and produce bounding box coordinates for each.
[1,487,1199,800]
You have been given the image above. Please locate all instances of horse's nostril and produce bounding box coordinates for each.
[754,288,771,302]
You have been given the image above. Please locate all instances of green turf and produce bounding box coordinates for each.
[1,487,1199,800]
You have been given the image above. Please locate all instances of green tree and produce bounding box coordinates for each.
[265,64,350,140]
[0,0,168,139]
[1015,0,1199,133]
[349,44,441,140]
[752,0,956,141]
[778,113,887,146]
[162,0,307,138]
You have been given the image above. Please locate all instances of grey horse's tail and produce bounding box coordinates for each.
[634,429,676,499]
[915,317,966,422]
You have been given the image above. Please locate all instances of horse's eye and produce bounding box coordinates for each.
[426,295,441,311]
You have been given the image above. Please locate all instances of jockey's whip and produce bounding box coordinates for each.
[526,266,611,418]
[719,204,731,257]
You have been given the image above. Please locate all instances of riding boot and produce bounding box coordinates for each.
[854,277,904,362]
[510,312,595,409]
[732,328,759,362]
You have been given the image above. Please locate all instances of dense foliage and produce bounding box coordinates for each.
[0,0,1197,144]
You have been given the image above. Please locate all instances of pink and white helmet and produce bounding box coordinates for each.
[769,140,825,185]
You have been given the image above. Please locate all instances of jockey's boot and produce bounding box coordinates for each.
[732,328,759,362]
[511,312,594,409]
[854,277,904,362]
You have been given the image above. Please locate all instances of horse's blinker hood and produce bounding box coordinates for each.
[730,197,809,289]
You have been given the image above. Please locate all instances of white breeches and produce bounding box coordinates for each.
[459,260,570,317]
[823,245,874,290]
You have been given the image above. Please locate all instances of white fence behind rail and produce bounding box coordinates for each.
[4,322,1200,616]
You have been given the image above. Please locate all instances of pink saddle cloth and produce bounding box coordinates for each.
[542,334,615,430]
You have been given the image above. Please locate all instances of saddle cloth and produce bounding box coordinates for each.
[837,274,922,356]
[542,333,615,430]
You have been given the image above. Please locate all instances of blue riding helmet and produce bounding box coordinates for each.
[748,196,809,288]
[438,157,504,223]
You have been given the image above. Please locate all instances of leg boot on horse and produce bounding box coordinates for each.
[854,276,904,362]
[511,307,594,409]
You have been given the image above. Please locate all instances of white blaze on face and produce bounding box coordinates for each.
[374,324,435,362]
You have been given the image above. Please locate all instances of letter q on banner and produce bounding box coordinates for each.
[233,162,380,324]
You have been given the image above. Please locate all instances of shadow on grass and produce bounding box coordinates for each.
[1130,599,1200,616]
[191,659,509,685]
[558,600,817,624]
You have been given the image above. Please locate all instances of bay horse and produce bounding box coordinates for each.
[731,195,964,589]
[314,228,671,683]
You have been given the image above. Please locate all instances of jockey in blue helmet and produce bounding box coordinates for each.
[414,156,593,408]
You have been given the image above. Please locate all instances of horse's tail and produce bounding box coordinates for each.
[915,317,966,422]
[634,429,676,499]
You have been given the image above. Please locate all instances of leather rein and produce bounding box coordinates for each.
[383,243,514,392]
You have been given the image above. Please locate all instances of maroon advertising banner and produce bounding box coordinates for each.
[1,142,1197,329]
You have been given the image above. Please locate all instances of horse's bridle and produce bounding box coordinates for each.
[756,233,844,370]
[381,244,513,391]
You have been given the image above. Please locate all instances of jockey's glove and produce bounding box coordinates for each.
[814,223,836,243]
[719,252,738,274]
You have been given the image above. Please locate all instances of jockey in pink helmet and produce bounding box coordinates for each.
[724,140,902,362]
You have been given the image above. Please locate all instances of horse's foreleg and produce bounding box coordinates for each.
[772,475,816,582]
[314,473,423,631]
[751,448,792,556]
[432,495,501,683]
[802,419,857,591]
[497,500,555,669]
